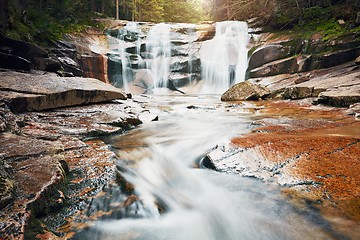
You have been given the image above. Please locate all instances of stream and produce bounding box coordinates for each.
[74,94,340,240]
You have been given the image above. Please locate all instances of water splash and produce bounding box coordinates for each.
[200,21,249,94]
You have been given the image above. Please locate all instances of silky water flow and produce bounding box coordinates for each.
[78,95,336,240]
[87,21,339,240]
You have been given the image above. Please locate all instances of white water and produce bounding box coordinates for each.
[109,21,249,93]
[85,95,334,240]
[200,21,249,94]
[145,23,172,88]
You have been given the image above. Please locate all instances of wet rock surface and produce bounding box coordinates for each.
[207,100,360,237]
[0,95,146,239]
[250,63,360,107]
[0,71,127,112]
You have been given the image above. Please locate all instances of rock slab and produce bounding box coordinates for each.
[0,71,127,112]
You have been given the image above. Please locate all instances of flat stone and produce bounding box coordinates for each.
[0,71,127,112]
[318,86,360,107]
[0,133,61,160]
[0,154,66,239]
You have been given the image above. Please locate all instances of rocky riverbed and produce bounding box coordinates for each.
[1,72,359,239]
[0,70,147,239]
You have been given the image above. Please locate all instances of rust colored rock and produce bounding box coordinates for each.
[216,100,360,223]
[81,53,109,83]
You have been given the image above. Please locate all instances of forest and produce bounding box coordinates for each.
[1,0,359,44]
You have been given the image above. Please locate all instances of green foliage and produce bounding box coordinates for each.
[163,0,204,23]
[5,0,104,46]
[4,0,206,45]
[134,0,205,23]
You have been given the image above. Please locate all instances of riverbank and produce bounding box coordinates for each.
[207,98,360,239]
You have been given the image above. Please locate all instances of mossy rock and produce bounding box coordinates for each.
[0,164,15,209]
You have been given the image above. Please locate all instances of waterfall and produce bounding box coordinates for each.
[107,21,248,94]
[200,21,249,94]
[145,23,172,88]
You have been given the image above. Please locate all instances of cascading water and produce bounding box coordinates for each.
[108,22,143,91]
[75,95,337,240]
[145,23,172,88]
[200,21,249,94]
[107,21,249,94]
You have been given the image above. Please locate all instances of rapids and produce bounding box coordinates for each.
[75,94,339,240]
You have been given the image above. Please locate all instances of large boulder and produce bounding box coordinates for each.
[221,81,271,101]
[0,71,127,112]
[248,44,292,71]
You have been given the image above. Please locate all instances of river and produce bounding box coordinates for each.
[74,94,339,240]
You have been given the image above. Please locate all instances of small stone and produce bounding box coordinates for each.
[355,56,360,65]
[338,19,345,25]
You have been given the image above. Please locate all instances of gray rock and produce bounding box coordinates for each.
[310,47,360,70]
[221,81,271,101]
[0,71,127,112]
[280,86,315,99]
[248,56,297,78]
[33,57,61,72]
[248,44,292,70]
[317,86,360,107]
[346,103,360,118]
